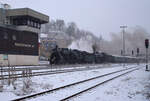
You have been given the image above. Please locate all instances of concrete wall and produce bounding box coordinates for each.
[0,8,5,24]
[17,26,40,33]
[0,54,39,66]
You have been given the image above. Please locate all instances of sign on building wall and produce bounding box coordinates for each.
[0,26,38,56]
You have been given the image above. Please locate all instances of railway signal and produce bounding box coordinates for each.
[145,39,149,71]
[137,48,139,56]
[145,39,149,49]
[136,48,140,65]
[121,50,123,56]
[132,50,134,56]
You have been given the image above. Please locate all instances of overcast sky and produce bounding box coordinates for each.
[1,0,150,40]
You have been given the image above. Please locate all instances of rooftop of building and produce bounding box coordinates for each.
[6,8,49,24]
[0,4,49,33]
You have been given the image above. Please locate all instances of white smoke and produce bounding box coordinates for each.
[68,34,95,53]
[69,26,150,56]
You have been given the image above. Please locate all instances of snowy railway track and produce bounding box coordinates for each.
[60,68,140,101]
[0,66,106,80]
[12,65,141,101]
[0,64,125,80]
[0,63,121,72]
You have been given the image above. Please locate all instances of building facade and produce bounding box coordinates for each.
[0,4,49,66]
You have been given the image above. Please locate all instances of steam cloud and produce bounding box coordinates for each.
[41,19,149,57]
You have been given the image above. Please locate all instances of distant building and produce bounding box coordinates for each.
[0,4,49,66]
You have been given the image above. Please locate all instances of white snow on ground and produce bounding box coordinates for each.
[0,64,149,101]
[28,65,139,101]
[39,61,49,65]
[71,66,150,101]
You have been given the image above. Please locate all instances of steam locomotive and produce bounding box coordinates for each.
[49,47,140,65]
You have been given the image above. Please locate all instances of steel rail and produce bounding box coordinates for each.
[0,66,102,80]
[0,63,121,72]
[0,64,127,80]
[0,67,106,80]
[60,68,139,101]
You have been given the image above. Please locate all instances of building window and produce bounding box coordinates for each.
[27,20,30,25]
[38,23,41,29]
[13,19,17,25]
[22,18,27,25]
[31,21,34,27]
[33,21,36,27]
[4,32,8,39]
[12,35,16,41]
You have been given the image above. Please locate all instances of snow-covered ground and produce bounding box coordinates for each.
[72,65,150,101]
[39,61,49,65]
[0,64,149,101]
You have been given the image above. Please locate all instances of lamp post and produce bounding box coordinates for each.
[120,25,127,67]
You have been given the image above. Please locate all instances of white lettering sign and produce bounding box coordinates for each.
[14,43,35,48]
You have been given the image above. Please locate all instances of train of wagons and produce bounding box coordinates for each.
[49,47,142,65]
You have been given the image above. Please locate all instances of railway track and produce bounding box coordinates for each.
[0,64,127,80]
[0,66,101,80]
[61,68,139,101]
[0,63,122,72]
[12,65,141,101]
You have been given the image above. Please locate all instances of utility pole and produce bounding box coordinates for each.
[120,26,127,67]
[137,48,140,65]
[99,35,102,52]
